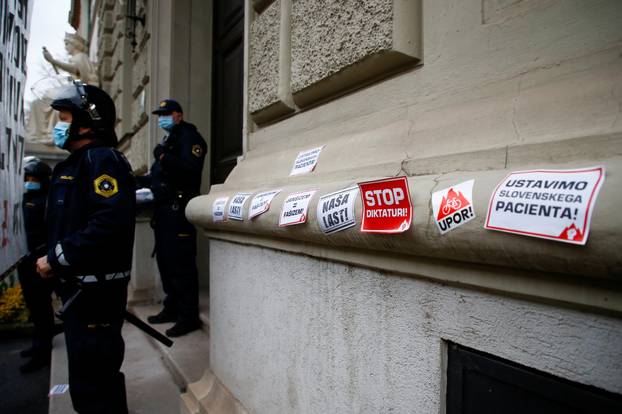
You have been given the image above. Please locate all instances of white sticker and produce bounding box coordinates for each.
[317,187,359,234]
[485,166,605,245]
[49,384,69,396]
[228,192,252,221]
[212,197,229,222]
[431,180,476,234]
[279,190,317,227]
[290,146,325,176]
[248,189,282,219]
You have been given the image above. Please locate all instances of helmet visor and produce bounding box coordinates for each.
[49,82,89,111]
[30,75,74,105]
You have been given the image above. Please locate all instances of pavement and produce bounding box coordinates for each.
[0,335,50,414]
[48,302,210,414]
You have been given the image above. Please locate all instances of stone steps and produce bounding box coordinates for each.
[129,303,211,392]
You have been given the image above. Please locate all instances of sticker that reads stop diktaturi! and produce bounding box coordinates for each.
[358,177,412,233]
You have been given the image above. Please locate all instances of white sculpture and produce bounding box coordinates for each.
[26,33,98,143]
[42,32,99,85]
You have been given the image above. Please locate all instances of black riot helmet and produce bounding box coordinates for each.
[23,156,52,187]
[50,80,118,147]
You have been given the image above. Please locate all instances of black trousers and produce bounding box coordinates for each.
[60,280,128,414]
[153,202,199,325]
[17,257,55,355]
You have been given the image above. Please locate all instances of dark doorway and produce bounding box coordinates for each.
[446,342,622,414]
[211,0,244,185]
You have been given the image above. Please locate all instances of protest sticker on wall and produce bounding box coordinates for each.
[279,190,317,227]
[317,186,359,234]
[228,192,252,221]
[484,166,605,245]
[1,0,32,276]
[290,146,325,176]
[248,189,282,219]
[359,177,412,233]
[212,197,229,222]
[432,180,475,234]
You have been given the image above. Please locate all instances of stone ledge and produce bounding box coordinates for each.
[186,134,622,284]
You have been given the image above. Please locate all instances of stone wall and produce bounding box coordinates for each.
[187,1,622,410]
[248,0,421,124]
[209,240,622,413]
[189,0,622,296]
[95,0,150,173]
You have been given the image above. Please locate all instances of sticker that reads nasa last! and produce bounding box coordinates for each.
[290,146,325,176]
[485,166,605,245]
[248,189,282,219]
[212,197,229,222]
[279,190,317,227]
[432,180,476,234]
[359,177,412,233]
[228,192,252,221]
[317,186,359,234]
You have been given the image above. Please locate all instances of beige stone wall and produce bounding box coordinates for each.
[95,0,150,173]
[249,0,421,123]
[188,0,622,314]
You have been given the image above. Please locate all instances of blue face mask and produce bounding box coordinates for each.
[53,121,71,149]
[158,116,175,131]
[24,182,41,191]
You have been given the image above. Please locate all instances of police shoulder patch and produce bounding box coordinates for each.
[94,174,119,198]
[192,144,203,157]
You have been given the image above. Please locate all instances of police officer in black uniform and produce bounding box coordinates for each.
[18,157,55,374]
[143,99,206,337]
[36,81,135,414]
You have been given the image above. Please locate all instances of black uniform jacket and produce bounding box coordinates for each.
[23,189,47,252]
[46,141,136,278]
[149,120,207,205]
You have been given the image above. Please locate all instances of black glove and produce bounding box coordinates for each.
[153,144,165,160]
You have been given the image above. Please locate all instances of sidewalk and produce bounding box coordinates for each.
[49,300,211,414]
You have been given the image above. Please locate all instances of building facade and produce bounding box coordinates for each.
[74,1,622,413]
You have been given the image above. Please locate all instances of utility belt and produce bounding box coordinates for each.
[74,270,131,285]
[155,190,196,211]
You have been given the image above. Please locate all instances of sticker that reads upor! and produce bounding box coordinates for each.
[432,180,475,234]
[358,177,412,233]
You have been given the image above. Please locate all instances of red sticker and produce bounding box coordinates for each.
[358,177,412,233]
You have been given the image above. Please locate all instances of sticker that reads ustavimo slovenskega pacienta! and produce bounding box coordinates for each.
[358,177,412,233]
[317,186,359,234]
[228,192,252,221]
[432,179,475,234]
[279,190,317,227]
[484,166,605,245]
[212,197,229,222]
[290,146,324,176]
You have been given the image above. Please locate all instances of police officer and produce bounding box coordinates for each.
[18,157,55,374]
[143,99,206,337]
[36,81,135,414]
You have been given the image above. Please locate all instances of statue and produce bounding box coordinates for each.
[42,33,99,85]
[26,33,98,144]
